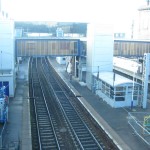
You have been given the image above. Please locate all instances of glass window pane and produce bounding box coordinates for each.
[115,97,125,101]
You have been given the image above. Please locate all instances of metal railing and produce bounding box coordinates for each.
[0,122,7,149]
[128,112,150,146]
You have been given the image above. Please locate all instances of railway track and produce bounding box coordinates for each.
[29,57,119,150]
[29,58,60,150]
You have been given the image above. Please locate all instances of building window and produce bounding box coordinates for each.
[110,86,114,99]
[115,86,125,101]
[100,81,114,99]
[102,81,105,93]
[128,85,140,101]
[115,97,125,101]
[115,86,125,91]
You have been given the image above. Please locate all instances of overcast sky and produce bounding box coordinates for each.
[9,0,145,32]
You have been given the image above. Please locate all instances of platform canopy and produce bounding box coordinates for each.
[93,71,139,87]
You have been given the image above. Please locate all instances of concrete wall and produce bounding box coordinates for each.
[86,23,114,89]
[0,0,10,19]
[138,6,150,39]
[0,20,15,70]
[0,20,15,97]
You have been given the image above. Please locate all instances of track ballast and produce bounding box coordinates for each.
[29,57,119,150]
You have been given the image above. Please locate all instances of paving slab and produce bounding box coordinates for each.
[2,58,32,150]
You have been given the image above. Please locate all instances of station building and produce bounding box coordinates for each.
[93,72,141,108]
[79,23,142,108]
[0,0,149,107]
[0,0,15,97]
[138,1,150,39]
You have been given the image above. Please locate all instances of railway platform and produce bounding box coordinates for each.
[48,57,150,150]
[2,56,150,150]
[2,58,32,150]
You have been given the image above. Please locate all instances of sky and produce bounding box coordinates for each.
[8,0,145,32]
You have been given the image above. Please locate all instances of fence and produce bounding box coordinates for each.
[128,112,150,146]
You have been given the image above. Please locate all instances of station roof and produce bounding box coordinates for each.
[93,71,139,87]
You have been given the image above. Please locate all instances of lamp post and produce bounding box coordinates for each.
[0,51,3,87]
[131,64,138,110]
[131,72,135,110]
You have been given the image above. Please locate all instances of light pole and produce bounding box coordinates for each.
[131,64,138,110]
[131,72,135,110]
[0,51,3,87]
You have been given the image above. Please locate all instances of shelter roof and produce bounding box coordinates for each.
[93,71,139,87]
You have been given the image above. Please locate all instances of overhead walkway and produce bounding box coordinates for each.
[15,37,80,57]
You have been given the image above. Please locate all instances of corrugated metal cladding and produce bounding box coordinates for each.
[114,40,150,57]
[16,39,80,57]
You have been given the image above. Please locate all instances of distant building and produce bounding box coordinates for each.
[56,28,64,37]
[0,0,9,19]
[15,28,23,37]
[138,1,150,39]
[114,33,125,39]
[0,0,15,97]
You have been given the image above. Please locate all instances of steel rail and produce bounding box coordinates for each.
[30,57,41,150]
[31,57,60,150]
[42,57,103,150]
[39,57,81,149]
[37,58,61,150]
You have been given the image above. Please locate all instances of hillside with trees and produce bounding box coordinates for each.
[15,22,87,36]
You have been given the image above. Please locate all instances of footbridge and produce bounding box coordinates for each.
[15,37,80,57]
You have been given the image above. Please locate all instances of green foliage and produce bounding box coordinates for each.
[70,23,87,36]
[15,22,56,33]
[15,22,87,36]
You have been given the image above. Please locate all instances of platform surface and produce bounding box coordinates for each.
[2,58,32,150]
[49,57,150,150]
[2,57,150,150]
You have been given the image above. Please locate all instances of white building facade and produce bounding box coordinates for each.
[93,72,141,108]
[86,23,114,89]
[138,2,150,39]
[85,23,143,108]
[0,0,15,97]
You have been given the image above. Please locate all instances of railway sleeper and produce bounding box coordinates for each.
[38,120,50,123]
[38,115,49,118]
[75,131,90,135]
[71,123,84,127]
[77,133,90,137]
[81,140,97,144]
[73,127,87,131]
[78,136,95,141]
[40,128,53,131]
[39,124,51,127]
[42,145,58,149]
[40,132,54,136]
[41,138,56,142]
[83,146,101,150]
[42,141,57,146]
